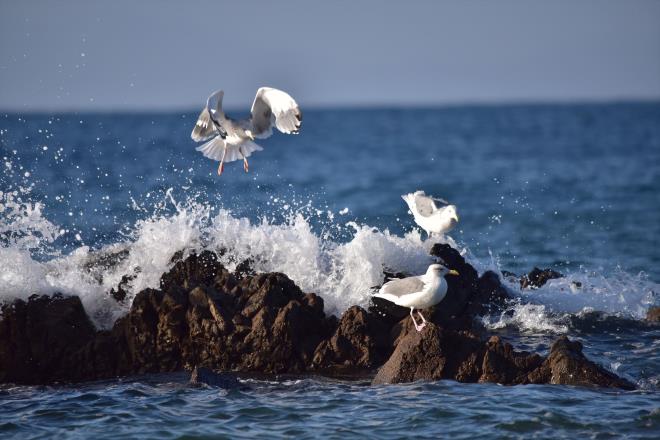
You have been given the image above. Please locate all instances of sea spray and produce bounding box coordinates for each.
[0,186,658,330]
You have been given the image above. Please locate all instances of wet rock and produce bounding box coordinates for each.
[312,306,390,371]
[234,258,256,279]
[109,274,134,302]
[160,250,227,291]
[190,366,240,388]
[527,336,635,390]
[429,244,479,320]
[466,270,511,316]
[373,323,485,384]
[0,249,636,390]
[520,267,563,289]
[83,247,131,284]
[479,336,543,384]
[373,325,631,389]
[0,294,97,384]
[646,306,660,323]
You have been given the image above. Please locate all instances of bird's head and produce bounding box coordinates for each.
[245,130,255,141]
[427,263,459,278]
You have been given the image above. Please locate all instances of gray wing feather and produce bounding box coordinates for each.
[191,90,227,142]
[380,276,426,297]
[414,193,437,217]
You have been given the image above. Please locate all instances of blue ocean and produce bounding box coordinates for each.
[1,103,659,438]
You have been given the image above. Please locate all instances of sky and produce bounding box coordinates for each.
[1,0,659,111]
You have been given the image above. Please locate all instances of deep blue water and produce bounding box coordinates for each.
[1,103,659,438]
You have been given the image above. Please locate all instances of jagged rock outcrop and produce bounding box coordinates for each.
[372,324,542,385]
[0,249,634,390]
[373,325,634,390]
[312,306,390,371]
[526,336,635,390]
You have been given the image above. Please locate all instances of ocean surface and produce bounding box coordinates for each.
[1,103,659,438]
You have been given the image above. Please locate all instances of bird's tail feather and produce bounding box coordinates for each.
[195,137,226,161]
[196,138,264,163]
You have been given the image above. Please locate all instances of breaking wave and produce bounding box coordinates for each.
[1,186,658,330]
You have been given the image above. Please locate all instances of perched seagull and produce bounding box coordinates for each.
[191,87,302,175]
[402,190,459,238]
[373,263,459,331]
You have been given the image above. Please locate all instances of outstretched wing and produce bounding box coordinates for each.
[191,90,227,142]
[250,87,302,139]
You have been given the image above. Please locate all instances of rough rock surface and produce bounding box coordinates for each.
[527,336,635,390]
[373,325,634,390]
[0,249,634,390]
[312,306,390,371]
[373,324,542,385]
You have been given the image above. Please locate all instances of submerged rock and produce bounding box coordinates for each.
[190,366,240,388]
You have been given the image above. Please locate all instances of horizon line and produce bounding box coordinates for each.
[2,97,660,115]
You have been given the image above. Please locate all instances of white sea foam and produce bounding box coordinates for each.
[482,303,569,334]
[0,188,658,331]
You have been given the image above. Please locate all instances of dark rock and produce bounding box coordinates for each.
[0,249,636,390]
[234,258,256,279]
[109,274,134,303]
[368,296,410,324]
[527,336,635,390]
[373,325,631,389]
[83,248,131,284]
[646,306,660,323]
[373,323,486,384]
[190,366,239,388]
[479,336,543,384]
[466,270,511,316]
[312,306,390,371]
[520,267,563,289]
[0,294,97,384]
[428,244,480,323]
[160,250,226,291]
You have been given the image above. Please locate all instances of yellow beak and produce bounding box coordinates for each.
[448,269,460,276]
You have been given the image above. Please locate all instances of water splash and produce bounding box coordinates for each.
[0,187,658,331]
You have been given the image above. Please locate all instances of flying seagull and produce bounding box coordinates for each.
[191,87,302,175]
[402,190,459,238]
[373,263,459,331]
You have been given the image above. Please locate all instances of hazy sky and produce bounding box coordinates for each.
[1,0,659,111]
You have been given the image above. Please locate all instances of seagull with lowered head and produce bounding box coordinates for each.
[191,87,302,175]
[373,263,459,331]
[402,190,459,238]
